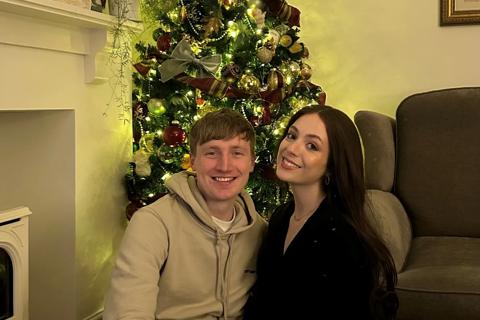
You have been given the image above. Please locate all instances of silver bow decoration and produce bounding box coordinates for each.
[159,38,222,83]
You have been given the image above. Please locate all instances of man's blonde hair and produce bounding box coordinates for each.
[189,108,255,156]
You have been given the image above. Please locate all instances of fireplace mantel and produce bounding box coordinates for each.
[0,0,141,83]
[0,0,135,318]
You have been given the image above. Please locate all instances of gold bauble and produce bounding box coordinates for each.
[279,34,293,47]
[181,153,191,170]
[300,63,312,80]
[238,74,261,94]
[288,42,304,54]
[279,62,291,77]
[289,61,301,78]
[256,46,274,64]
[267,69,284,91]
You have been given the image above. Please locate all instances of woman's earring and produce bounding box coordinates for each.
[324,174,331,186]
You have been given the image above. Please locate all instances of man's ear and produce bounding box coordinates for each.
[249,155,255,173]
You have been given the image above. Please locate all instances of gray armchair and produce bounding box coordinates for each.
[354,88,480,320]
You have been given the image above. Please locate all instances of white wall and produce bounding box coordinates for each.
[0,4,132,318]
[291,0,480,117]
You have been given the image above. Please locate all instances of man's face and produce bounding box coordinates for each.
[191,135,254,209]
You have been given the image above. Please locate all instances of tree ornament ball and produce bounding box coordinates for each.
[279,34,293,47]
[256,46,274,64]
[267,69,284,91]
[300,63,312,80]
[147,98,167,115]
[289,61,301,78]
[238,73,261,94]
[157,32,172,52]
[163,122,186,146]
[181,153,191,170]
[288,42,303,54]
[302,46,310,59]
[279,62,293,83]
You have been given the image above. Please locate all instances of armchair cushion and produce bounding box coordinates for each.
[397,236,480,320]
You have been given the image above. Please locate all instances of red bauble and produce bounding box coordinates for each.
[157,33,172,52]
[163,122,186,146]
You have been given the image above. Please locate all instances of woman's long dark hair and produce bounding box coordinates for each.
[280,105,398,318]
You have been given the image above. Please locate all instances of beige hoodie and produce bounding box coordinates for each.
[104,171,267,320]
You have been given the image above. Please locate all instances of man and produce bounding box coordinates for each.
[104,108,267,319]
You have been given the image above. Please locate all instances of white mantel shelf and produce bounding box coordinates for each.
[0,0,136,29]
[0,0,141,83]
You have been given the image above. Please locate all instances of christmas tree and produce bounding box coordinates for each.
[126,0,326,219]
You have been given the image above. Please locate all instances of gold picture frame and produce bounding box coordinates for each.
[441,0,480,25]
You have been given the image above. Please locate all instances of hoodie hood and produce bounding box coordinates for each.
[165,171,258,233]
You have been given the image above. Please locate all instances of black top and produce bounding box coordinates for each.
[245,198,374,319]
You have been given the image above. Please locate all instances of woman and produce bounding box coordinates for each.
[245,105,398,319]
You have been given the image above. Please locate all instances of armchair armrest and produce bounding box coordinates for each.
[354,111,396,192]
[366,190,412,272]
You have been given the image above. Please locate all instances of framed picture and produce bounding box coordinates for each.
[441,0,480,25]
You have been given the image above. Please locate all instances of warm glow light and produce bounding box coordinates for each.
[156,129,163,136]
[167,11,178,21]
[145,117,151,122]
[162,173,172,181]
[228,21,239,38]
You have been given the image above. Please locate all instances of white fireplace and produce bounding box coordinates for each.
[0,0,137,319]
[0,207,31,320]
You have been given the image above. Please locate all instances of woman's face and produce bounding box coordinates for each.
[276,113,330,188]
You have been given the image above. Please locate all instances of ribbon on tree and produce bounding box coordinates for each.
[159,38,222,82]
[263,0,300,27]
[174,73,323,106]
[175,74,249,98]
